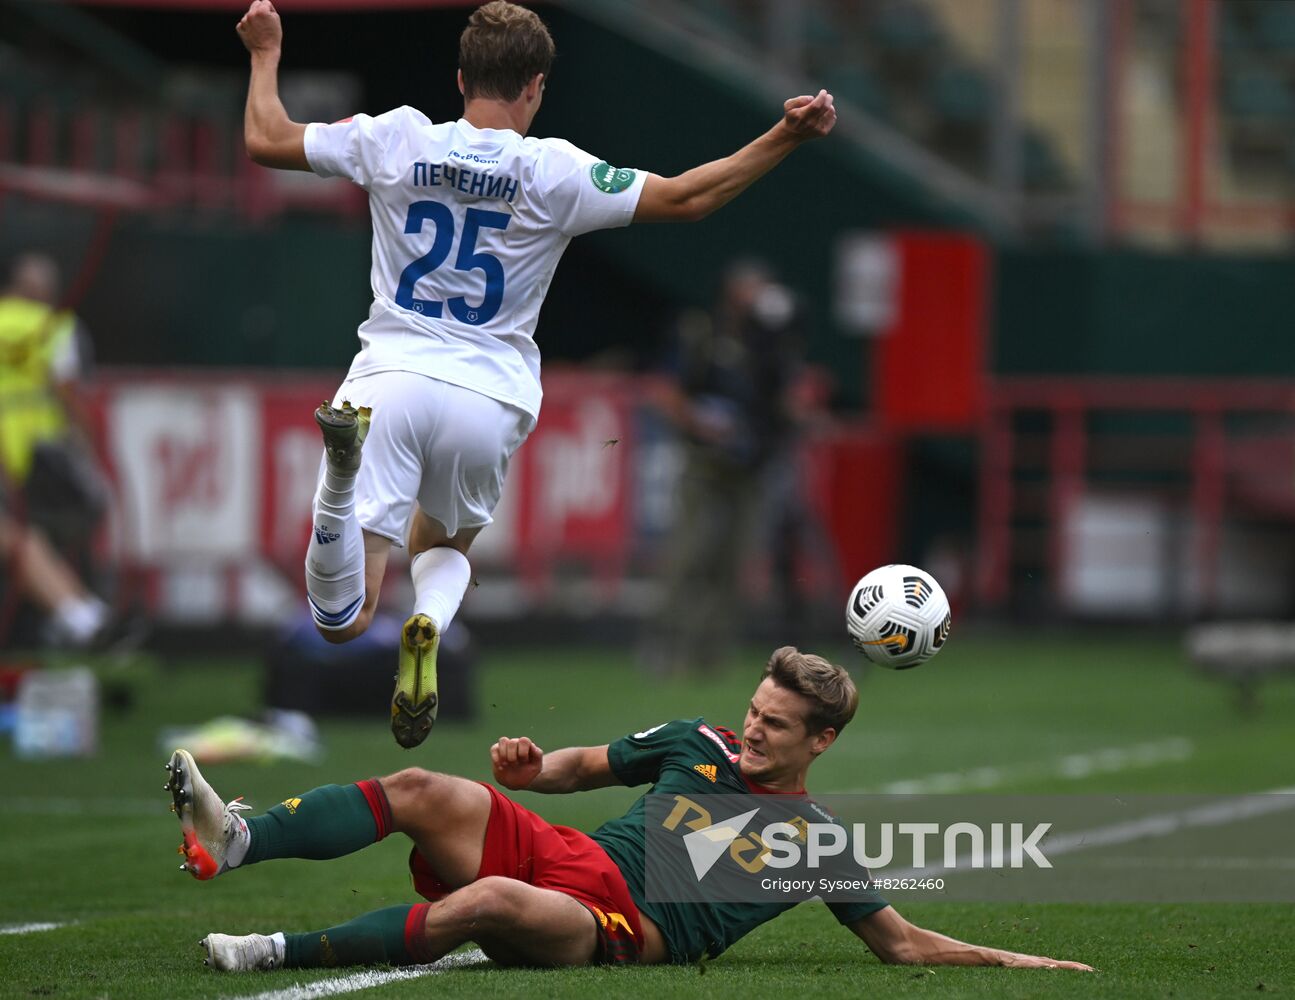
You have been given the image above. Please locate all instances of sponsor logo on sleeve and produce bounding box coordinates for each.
[697,724,740,762]
[590,161,637,194]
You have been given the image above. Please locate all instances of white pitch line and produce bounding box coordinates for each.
[224,948,489,1000]
[0,922,67,936]
[1084,856,1295,871]
[1036,786,1295,860]
[849,737,1194,795]
[884,786,1295,879]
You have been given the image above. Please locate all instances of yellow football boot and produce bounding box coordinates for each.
[392,613,439,748]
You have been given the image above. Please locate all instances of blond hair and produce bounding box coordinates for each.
[459,1,555,102]
[762,646,858,735]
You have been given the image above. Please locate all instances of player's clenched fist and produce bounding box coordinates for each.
[781,89,837,140]
[237,0,283,55]
[491,736,544,789]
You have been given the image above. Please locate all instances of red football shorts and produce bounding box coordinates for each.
[408,783,643,964]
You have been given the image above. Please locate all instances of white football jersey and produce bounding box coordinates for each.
[304,106,646,422]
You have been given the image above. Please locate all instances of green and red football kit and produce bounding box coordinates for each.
[403,717,888,965]
[234,719,886,968]
[408,782,643,964]
[591,717,889,963]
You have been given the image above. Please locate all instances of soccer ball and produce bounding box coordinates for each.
[846,564,951,669]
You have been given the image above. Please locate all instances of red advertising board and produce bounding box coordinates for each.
[75,368,891,623]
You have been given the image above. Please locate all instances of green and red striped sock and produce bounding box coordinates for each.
[283,903,432,968]
[242,778,392,866]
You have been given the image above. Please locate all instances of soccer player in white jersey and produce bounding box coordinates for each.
[236,0,837,747]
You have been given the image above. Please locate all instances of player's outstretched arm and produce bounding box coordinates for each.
[490,737,621,794]
[633,89,836,223]
[236,0,309,170]
[850,907,1094,971]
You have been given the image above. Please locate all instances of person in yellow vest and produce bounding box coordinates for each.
[0,253,113,647]
[0,253,85,486]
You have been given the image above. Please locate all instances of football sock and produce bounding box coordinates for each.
[242,780,391,867]
[410,547,471,633]
[52,595,108,645]
[283,904,425,968]
[305,465,365,631]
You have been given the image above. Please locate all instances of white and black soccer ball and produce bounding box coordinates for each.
[846,564,952,669]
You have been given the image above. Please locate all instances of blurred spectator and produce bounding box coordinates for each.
[645,260,809,674]
[0,253,109,564]
[0,507,109,648]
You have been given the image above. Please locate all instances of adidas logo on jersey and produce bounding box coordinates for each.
[314,525,342,545]
[693,763,718,783]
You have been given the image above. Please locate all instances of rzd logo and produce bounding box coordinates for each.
[663,795,808,877]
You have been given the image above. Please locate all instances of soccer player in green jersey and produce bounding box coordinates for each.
[167,646,1091,972]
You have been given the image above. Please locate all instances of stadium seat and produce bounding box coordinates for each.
[931,63,992,125]
[872,2,942,55]
[1021,128,1068,192]
[1216,3,1257,54]
[1256,1,1295,51]
[802,5,841,50]
[1224,67,1295,123]
[690,0,760,47]
[868,0,946,94]
[824,64,892,121]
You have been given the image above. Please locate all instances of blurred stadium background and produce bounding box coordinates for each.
[2,1,1294,994]
[6,0,1295,650]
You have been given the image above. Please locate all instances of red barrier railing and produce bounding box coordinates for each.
[976,377,1295,614]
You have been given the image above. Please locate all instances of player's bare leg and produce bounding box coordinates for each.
[412,877,599,967]
[197,878,598,971]
[380,770,598,965]
[380,766,492,882]
[315,531,390,644]
[391,513,482,748]
[0,514,109,646]
[191,767,503,972]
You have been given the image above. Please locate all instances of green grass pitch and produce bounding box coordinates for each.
[2,633,1292,998]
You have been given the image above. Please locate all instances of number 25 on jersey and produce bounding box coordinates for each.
[395,200,510,327]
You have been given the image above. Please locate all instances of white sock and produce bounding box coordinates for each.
[226,812,251,869]
[269,932,286,965]
[53,596,108,645]
[304,466,365,630]
[410,547,471,633]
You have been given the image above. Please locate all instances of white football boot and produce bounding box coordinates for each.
[165,749,251,879]
[200,932,285,971]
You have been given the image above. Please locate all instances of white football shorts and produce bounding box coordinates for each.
[317,370,533,545]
